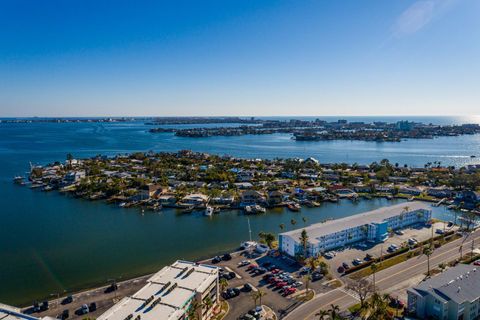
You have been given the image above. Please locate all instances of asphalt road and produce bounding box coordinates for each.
[284,229,480,320]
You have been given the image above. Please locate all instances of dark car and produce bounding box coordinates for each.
[337,266,345,273]
[212,256,222,264]
[60,309,69,320]
[222,253,232,261]
[32,302,40,313]
[312,271,323,281]
[105,283,118,293]
[342,262,350,269]
[40,301,49,311]
[243,283,253,292]
[61,296,73,305]
[89,302,97,312]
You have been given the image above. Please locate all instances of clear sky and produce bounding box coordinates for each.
[1,0,479,117]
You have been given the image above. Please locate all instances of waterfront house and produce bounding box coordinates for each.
[455,191,480,209]
[407,264,480,320]
[267,190,286,205]
[139,184,163,199]
[279,202,431,257]
[398,186,422,196]
[63,170,86,184]
[427,186,453,198]
[180,194,209,207]
[158,194,177,206]
[239,190,266,207]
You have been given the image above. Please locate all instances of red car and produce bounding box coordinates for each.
[269,277,279,284]
[283,287,296,296]
[246,264,258,271]
[271,268,280,274]
[473,260,480,266]
[275,281,287,289]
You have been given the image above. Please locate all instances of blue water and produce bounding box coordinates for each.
[0,117,478,306]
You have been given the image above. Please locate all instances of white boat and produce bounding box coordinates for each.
[244,206,253,214]
[119,202,127,208]
[205,206,214,216]
[253,205,266,213]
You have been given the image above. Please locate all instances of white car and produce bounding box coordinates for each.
[238,260,250,267]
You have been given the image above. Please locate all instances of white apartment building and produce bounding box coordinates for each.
[279,202,431,257]
[98,260,219,320]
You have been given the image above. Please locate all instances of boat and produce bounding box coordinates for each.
[43,185,53,192]
[181,206,195,214]
[205,206,214,216]
[311,201,321,207]
[244,206,253,214]
[119,202,127,208]
[471,155,476,158]
[287,202,301,212]
[13,176,25,185]
[253,205,266,214]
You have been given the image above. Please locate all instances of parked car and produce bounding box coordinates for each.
[447,221,454,227]
[40,301,49,311]
[275,281,288,289]
[222,288,241,299]
[222,253,232,261]
[240,314,256,320]
[238,260,250,267]
[212,256,222,264]
[61,296,73,305]
[271,268,281,274]
[312,272,323,281]
[408,238,418,246]
[283,287,297,296]
[365,253,373,261]
[436,229,445,235]
[337,266,345,273]
[79,304,89,315]
[60,309,69,320]
[246,264,258,271]
[89,302,97,312]
[352,258,362,266]
[395,230,405,235]
[243,283,253,292]
[473,260,480,266]
[342,262,350,269]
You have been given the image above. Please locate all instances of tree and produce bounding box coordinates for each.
[366,293,392,320]
[187,300,201,320]
[279,223,285,231]
[345,279,375,309]
[423,245,433,276]
[303,274,312,293]
[219,278,229,292]
[315,309,329,320]
[66,153,73,169]
[291,219,297,226]
[203,296,213,313]
[258,231,276,248]
[328,304,341,320]
[251,289,267,308]
[299,229,309,257]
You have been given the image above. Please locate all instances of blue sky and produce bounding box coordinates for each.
[1,0,479,117]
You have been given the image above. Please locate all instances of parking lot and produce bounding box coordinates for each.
[212,249,336,320]
[324,222,458,278]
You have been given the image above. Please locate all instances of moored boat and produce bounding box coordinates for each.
[205,206,214,216]
[287,202,301,212]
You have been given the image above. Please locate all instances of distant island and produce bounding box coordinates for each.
[149,118,480,142]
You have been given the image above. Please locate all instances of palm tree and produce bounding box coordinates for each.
[370,263,378,289]
[257,289,267,307]
[250,291,259,309]
[291,219,297,226]
[367,293,390,319]
[219,278,229,292]
[187,300,201,320]
[303,274,312,293]
[279,223,285,231]
[328,304,340,319]
[203,296,213,313]
[423,245,433,276]
[302,216,307,225]
[315,309,329,320]
[299,229,309,257]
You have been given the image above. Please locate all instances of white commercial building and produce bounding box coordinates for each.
[98,260,219,320]
[279,202,431,257]
[407,264,480,320]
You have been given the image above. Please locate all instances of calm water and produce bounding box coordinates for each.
[0,117,478,306]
